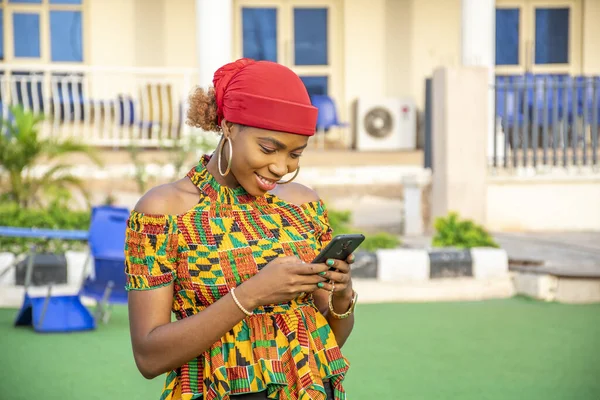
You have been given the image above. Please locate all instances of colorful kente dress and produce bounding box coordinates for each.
[124,155,350,400]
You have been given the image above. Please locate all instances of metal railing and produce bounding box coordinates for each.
[0,65,199,147]
[494,75,600,171]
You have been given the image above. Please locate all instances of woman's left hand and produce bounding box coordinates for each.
[318,254,355,297]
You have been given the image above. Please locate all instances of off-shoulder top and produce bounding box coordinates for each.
[124,155,349,400]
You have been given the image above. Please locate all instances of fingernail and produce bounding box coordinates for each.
[319,271,327,276]
[326,259,335,267]
[317,282,325,288]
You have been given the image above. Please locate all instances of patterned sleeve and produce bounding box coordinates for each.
[303,200,333,252]
[124,211,180,290]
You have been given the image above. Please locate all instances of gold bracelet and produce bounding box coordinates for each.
[328,290,358,319]
[230,287,253,317]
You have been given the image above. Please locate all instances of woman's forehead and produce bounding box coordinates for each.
[244,126,310,147]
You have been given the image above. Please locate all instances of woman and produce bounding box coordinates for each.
[124,58,357,400]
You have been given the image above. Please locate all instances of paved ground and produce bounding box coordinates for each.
[402,231,600,277]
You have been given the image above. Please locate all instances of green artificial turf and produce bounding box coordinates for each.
[1,297,599,399]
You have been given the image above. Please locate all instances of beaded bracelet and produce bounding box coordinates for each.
[230,287,253,317]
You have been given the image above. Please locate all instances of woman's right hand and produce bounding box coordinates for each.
[235,256,329,309]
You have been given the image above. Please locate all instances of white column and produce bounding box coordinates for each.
[196,0,233,89]
[461,0,496,163]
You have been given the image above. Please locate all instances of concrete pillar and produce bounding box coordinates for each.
[403,174,431,236]
[196,0,233,89]
[461,0,496,162]
[431,67,489,226]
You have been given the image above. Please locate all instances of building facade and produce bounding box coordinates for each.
[2,0,598,125]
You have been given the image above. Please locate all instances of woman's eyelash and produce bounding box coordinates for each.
[260,145,302,158]
[260,146,276,154]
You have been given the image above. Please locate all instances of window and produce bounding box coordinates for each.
[294,8,328,66]
[496,8,519,66]
[535,8,569,64]
[1,0,84,63]
[300,76,328,97]
[50,10,82,61]
[242,7,277,62]
[495,1,579,74]
[13,12,40,58]
[235,0,341,107]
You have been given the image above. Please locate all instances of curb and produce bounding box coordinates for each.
[351,247,510,282]
[1,248,512,308]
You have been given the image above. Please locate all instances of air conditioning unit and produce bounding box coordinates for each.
[355,97,417,151]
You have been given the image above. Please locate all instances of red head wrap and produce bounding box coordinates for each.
[212,58,318,136]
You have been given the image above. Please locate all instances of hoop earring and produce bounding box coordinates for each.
[277,167,300,185]
[217,136,233,177]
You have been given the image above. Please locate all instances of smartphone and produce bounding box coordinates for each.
[312,234,365,265]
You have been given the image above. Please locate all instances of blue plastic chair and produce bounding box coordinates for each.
[310,95,348,131]
[80,205,130,323]
[15,293,96,333]
[1,226,96,333]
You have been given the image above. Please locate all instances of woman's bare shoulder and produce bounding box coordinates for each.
[133,178,200,216]
[272,182,320,206]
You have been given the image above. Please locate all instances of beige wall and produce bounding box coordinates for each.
[164,0,198,68]
[487,178,600,231]
[88,0,136,67]
[134,0,166,67]
[343,0,460,119]
[86,0,459,109]
[343,0,387,101]
[582,0,600,75]
[407,0,461,108]
[88,0,196,68]
[384,0,413,97]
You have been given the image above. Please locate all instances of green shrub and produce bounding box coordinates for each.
[0,201,90,254]
[0,105,102,208]
[361,232,400,252]
[327,209,352,235]
[327,209,400,251]
[432,211,499,249]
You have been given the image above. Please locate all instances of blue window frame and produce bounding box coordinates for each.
[495,8,520,66]
[50,10,83,62]
[294,8,328,66]
[300,76,328,97]
[13,12,40,58]
[5,1,84,62]
[535,8,569,64]
[242,7,277,62]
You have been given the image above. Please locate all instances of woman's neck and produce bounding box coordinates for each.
[205,151,241,190]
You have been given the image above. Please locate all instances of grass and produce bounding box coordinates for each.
[1,297,599,399]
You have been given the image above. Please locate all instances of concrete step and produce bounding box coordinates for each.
[512,270,600,304]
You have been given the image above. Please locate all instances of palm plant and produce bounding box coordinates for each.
[0,105,103,208]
